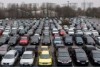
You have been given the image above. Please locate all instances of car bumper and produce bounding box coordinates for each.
[57,62,72,66]
[39,62,52,66]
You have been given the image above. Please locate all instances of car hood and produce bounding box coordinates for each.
[1,59,15,63]
[77,57,87,61]
[94,58,100,61]
[20,59,33,63]
[58,57,71,61]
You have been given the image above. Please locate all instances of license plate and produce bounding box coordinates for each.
[81,62,85,64]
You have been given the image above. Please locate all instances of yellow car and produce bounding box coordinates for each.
[41,46,49,51]
[39,50,52,66]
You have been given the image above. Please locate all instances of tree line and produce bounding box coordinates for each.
[0,3,100,19]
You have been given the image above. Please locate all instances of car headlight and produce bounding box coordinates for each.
[68,60,72,62]
[95,60,98,62]
[77,60,80,62]
[58,60,61,62]
[86,60,88,62]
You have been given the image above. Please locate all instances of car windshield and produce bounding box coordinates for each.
[93,53,100,58]
[22,54,33,59]
[58,53,69,57]
[4,54,14,59]
[55,38,61,41]
[22,37,27,40]
[76,53,86,58]
[40,54,50,59]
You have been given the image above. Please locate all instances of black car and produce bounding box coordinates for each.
[26,45,37,56]
[42,36,51,46]
[54,43,65,50]
[14,45,25,56]
[0,36,9,45]
[35,29,42,35]
[30,36,40,45]
[27,29,34,36]
[56,47,72,66]
[72,49,89,65]
[75,37,84,45]
[8,36,19,46]
[10,29,18,36]
[64,36,73,45]
[19,29,25,36]
[82,45,97,55]
[90,50,100,65]
[84,36,95,45]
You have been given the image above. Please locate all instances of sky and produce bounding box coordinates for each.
[0,0,100,8]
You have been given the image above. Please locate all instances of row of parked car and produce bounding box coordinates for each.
[0,17,100,66]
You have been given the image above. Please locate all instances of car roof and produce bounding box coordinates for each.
[92,50,100,54]
[75,49,84,52]
[58,48,68,52]
[41,50,49,54]
[7,50,16,54]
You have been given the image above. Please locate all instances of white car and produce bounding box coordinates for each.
[91,30,99,37]
[83,30,92,35]
[75,30,83,35]
[3,29,11,35]
[19,26,24,30]
[68,29,74,35]
[20,51,35,66]
[1,50,19,65]
[63,25,69,30]
[52,28,59,34]
[0,26,5,30]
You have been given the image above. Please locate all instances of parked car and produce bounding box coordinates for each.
[26,45,37,57]
[20,51,35,66]
[56,47,72,66]
[95,36,100,45]
[8,36,19,46]
[38,50,52,66]
[19,29,25,36]
[59,29,66,36]
[90,50,100,65]
[0,36,9,46]
[82,45,97,55]
[64,36,73,45]
[19,36,29,46]
[68,29,74,35]
[30,36,40,45]
[72,49,89,65]
[53,37,63,44]
[75,37,84,45]
[42,36,51,46]
[1,50,19,66]
[14,45,25,56]
[0,45,11,56]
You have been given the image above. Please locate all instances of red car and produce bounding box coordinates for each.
[60,29,66,36]
[0,30,3,36]
[19,36,29,46]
